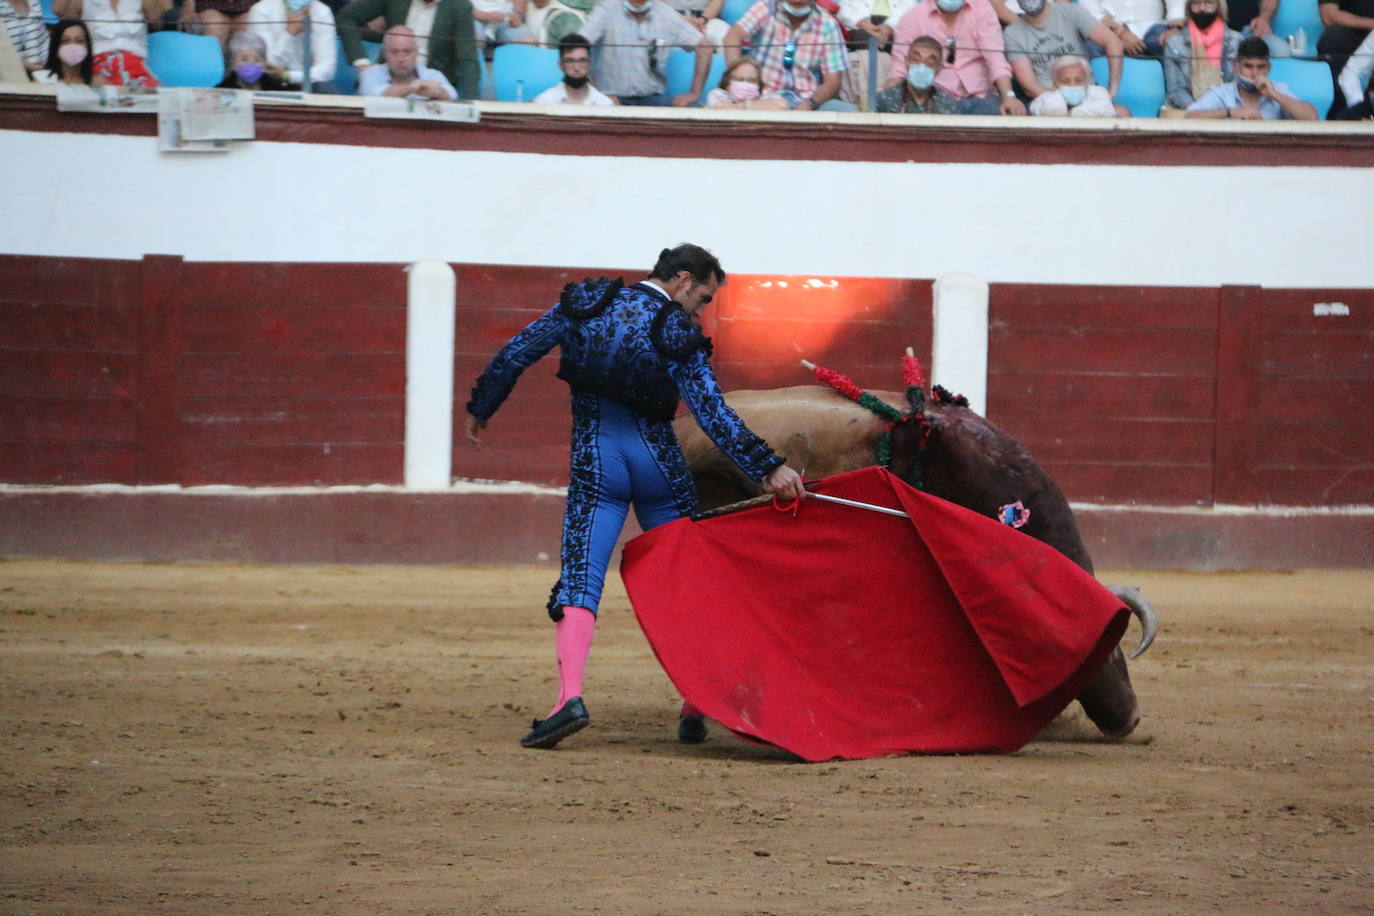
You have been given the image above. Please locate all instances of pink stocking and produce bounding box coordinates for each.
[550,606,596,717]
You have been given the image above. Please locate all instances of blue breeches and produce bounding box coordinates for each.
[552,393,698,616]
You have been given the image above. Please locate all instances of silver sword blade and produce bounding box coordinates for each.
[806,492,911,518]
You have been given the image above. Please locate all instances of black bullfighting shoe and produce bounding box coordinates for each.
[521,697,589,749]
[677,714,708,744]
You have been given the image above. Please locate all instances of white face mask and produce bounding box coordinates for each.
[782,0,812,15]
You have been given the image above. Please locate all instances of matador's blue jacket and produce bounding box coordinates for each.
[466,278,783,482]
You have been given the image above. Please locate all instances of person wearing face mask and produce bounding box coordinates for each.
[888,0,1025,115]
[578,0,715,105]
[34,19,98,85]
[874,33,955,109]
[1004,0,1123,103]
[216,29,292,89]
[1185,34,1317,117]
[246,0,339,93]
[1162,0,1241,112]
[533,32,618,102]
[722,0,857,110]
[1028,53,1119,114]
[52,0,168,87]
[704,55,789,106]
[465,243,804,750]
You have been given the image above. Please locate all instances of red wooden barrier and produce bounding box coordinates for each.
[1,253,1370,507]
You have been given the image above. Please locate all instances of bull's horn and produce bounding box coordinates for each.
[801,359,816,371]
[1107,584,1158,659]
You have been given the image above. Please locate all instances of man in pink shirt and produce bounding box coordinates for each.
[887,0,1026,115]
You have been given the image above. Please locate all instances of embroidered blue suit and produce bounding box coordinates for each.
[468,278,784,618]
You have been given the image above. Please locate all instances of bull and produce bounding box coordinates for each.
[675,379,1158,740]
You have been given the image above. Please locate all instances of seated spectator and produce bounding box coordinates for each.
[1317,0,1374,117]
[875,33,956,109]
[1223,0,1284,57]
[533,31,617,101]
[217,29,291,88]
[888,0,1025,115]
[1185,34,1317,117]
[1079,0,1184,56]
[1335,21,1373,116]
[1,0,50,76]
[1163,0,1241,111]
[704,55,789,107]
[1005,0,1124,102]
[247,0,339,92]
[1029,52,1121,114]
[358,23,459,96]
[835,0,916,108]
[33,18,98,84]
[1334,44,1373,116]
[524,0,592,45]
[53,0,168,87]
[338,0,479,99]
[471,0,534,51]
[580,0,713,106]
[188,0,259,54]
[724,0,856,111]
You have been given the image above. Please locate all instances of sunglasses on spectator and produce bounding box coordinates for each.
[945,36,956,64]
[783,39,796,69]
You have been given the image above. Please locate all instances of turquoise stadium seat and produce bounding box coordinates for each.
[39,0,56,24]
[147,31,224,88]
[1270,0,1324,55]
[332,38,382,95]
[664,48,727,105]
[491,44,561,101]
[1090,55,1164,117]
[721,0,756,23]
[1269,57,1334,116]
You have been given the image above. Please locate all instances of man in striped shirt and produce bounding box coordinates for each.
[724,0,854,110]
[1,0,50,74]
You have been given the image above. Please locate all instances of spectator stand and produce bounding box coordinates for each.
[1091,55,1165,117]
[333,37,381,95]
[720,0,754,24]
[491,43,560,101]
[1270,56,1335,113]
[147,31,224,87]
[1270,0,1324,56]
[664,47,727,105]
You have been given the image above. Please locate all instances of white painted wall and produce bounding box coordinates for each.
[2,128,1371,288]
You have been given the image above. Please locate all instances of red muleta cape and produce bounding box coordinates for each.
[620,466,1129,761]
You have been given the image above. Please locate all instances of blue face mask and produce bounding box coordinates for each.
[906,62,935,89]
[935,0,964,12]
[782,1,812,15]
[1237,75,1258,92]
[285,0,310,11]
[1060,84,1086,106]
[236,63,265,84]
[623,0,649,11]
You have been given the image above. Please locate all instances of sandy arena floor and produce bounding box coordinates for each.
[0,561,1370,914]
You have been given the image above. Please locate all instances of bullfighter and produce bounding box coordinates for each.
[466,243,805,749]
